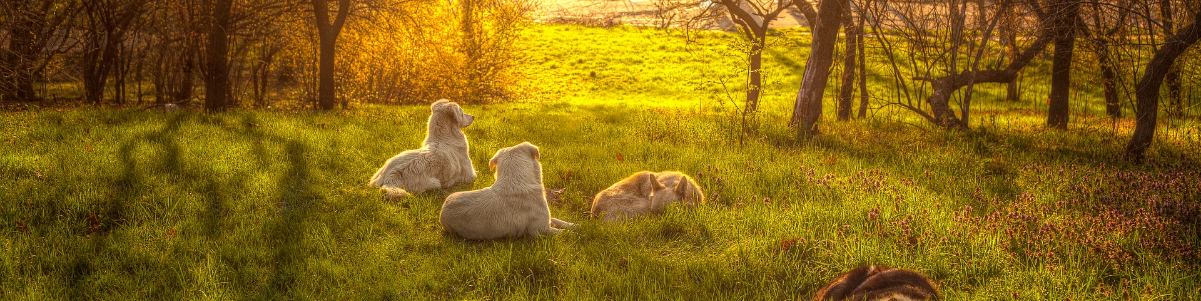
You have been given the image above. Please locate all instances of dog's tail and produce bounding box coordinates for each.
[370,166,411,200]
[379,186,411,200]
[814,265,938,301]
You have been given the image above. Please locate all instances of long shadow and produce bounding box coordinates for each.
[62,111,323,298]
[207,114,317,299]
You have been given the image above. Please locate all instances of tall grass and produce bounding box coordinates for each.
[2,24,1199,299]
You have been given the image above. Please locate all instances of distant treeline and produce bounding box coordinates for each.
[0,0,531,108]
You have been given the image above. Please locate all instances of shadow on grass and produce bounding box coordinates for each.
[63,112,324,298]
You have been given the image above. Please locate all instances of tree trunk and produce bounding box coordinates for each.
[856,4,868,119]
[1098,42,1121,118]
[791,0,847,137]
[1160,0,1184,117]
[175,49,196,102]
[1002,1,1020,102]
[4,11,40,102]
[1125,11,1201,162]
[837,8,858,121]
[313,0,350,111]
[205,0,232,111]
[746,32,765,113]
[461,0,478,101]
[1046,0,1078,129]
[317,33,336,110]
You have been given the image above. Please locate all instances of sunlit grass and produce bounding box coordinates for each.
[2,23,1200,299]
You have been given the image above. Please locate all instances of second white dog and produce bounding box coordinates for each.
[440,142,575,240]
[369,99,477,199]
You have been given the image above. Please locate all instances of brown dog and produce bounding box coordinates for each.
[813,265,938,301]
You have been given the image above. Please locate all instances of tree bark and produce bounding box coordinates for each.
[1001,1,1020,102]
[746,32,766,113]
[856,1,868,118]
[313,0,351,111]
[837,7,858,121]
[1160,0,1183,117]
[205,0,232,111]
[1125,11,1201,162]
[1098,42,1121,118]
[1046,0,1078,129]
[2,3,40,102]
[790,0,847,137]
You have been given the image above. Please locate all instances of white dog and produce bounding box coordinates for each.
[369,99,477,199]
[440,142,575,240]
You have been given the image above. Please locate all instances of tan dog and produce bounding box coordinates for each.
[590,171,704,222]
[369,99,477,199]
[440,142,575,240]
[813,265,939,301]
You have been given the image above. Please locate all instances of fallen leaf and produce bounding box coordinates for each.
[167,227,177,236]
[616,152,624,162]
[86,212,102,234]
[84,145,93,151]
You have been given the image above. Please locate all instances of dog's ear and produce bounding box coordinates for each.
[489,148,504,170]
[518,142,539,161]
[636,172,662,197]
[673,177,690,199]
[432,99,450,109]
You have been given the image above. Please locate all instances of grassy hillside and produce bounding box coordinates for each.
[2,24,1200,300]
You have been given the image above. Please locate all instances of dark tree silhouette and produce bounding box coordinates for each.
[1125,10,1201,162]
[791,0,847,137]
[1046,0,1079,129]
[205,0,233,111]
[312,0,351,110]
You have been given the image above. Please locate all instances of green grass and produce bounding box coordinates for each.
[3,23,1201,299]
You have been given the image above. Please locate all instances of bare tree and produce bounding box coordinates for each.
[1125,8,1201,162]
[0,0,79,102]
[80,0,147,105]
[855,0,868,119]
[836,3,859,121]
[1160,0,1185,117]
[205,0,233,111]
[1046,0,1079,129]
[714,0,792,114]
[312,0,351,110]
[790,0,847,137]
[1080,0,1130,119]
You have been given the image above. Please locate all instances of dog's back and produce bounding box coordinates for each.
[814,266,938,301]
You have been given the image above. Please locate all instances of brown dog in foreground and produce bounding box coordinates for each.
[814,265,938,301]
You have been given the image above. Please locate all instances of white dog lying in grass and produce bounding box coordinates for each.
[590,171,704,222]
[440,142,575,240]
[369,99,477,199]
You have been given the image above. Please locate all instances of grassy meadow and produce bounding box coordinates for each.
[3,24,1201,300]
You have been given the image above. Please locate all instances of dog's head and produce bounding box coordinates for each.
[660,172,705,205]
[489,142,542,184]
[431,99,474,128]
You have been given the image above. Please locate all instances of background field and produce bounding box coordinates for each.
[2,24,1200,300]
